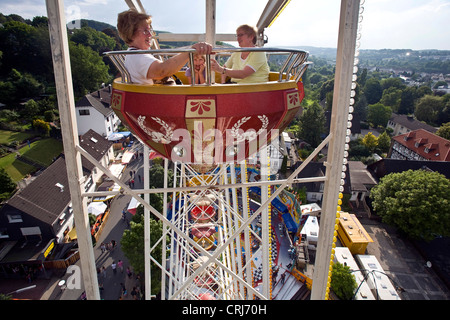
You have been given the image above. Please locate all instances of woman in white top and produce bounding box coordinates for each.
[117,9,212,84]
[211,24,269,84]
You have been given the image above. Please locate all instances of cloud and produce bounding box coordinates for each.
[362,0,450,49]
[0,0,47,19]
[74,0,108,5]
[1,0,449,50]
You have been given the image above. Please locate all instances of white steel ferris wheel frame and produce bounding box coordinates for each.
[45,0,361,300]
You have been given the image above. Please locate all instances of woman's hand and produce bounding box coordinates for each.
[192,42,212,55]
[210,59,222,73]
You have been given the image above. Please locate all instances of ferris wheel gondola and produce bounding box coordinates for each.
[105,47,309,166]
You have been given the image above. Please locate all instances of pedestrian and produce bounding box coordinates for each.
[131,287,138,300]
[138,174,141,183]
[129,170,133,178]
[101,266,107,278]
[118,260,124,273]
[130,179,135,188]
[280,272,286,284]
[111,261,117,274]
[100,242,106,253]
[126,266,133,278]
[120,282,127,298]
[135,287,141,300]
[110,239,116,251]
[272,266,279,283]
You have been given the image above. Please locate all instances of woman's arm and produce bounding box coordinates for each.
[221,66,255,80]
[211,59,255,83]
[147,43,211,80]
[147,53,190,80]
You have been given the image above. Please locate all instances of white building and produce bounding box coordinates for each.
[75,85,121,137]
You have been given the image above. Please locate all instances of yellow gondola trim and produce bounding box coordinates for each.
[112,78,298,95]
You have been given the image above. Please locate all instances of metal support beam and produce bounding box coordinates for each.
[256,0,291,32]
[156,33,236,43]
[45,0,99,300]
[205,0,216,46]
[144,145,151,299]
[260,145,270,298]
[311,0,360,300]
[256,0,291,45]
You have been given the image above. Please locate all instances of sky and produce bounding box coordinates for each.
[1,0,450,50]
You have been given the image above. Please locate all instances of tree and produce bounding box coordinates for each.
[357,68,367,88]
[380,87,402,111]
[354,94,368,121]
[149,163,173,189]
[363,78,383,105]
[348,141,371,159]
[415,95,444,126]
[0,168,16,202]
[376,131,391,154]
[361,132,378,154]
[370,170,450,241]
[24,99,41,121]
[435,122,450,140]
[367,103,392,128]
[120,212,167,296]
[0,21,36,76]
[0,69,44,103]
[330,262,357,300]
[69,42,111,98]
[70,26,116,53]
[398,87,415,115]
[0,109,20,122]
[380,77,405,91]
[319,79,334,101]
[0,20,52,81]
[298,101,325,148]
[32,118,50,136]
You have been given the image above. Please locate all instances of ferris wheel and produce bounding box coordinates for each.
[45,0,364,300]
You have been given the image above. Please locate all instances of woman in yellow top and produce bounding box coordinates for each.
[211,24,269,84]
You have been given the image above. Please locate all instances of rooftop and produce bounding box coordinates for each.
[389,113,437,133]
[392,129,450,161]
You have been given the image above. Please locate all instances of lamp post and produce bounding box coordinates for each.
[6,285,37,296]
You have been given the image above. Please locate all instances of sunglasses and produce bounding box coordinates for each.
[137,28,153,36]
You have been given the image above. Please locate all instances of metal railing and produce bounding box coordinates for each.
[104,47,309,86]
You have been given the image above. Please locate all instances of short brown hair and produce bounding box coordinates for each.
[117,9,152,44]
[237,24,257,45]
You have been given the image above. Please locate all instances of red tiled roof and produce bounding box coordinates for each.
[393,129,450,161]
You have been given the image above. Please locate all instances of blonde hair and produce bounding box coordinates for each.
[117,9,152,44]
[237,24,257,45]
[193,53,206,61]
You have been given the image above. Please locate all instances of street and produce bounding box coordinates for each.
[42,145,145,300]
[4,140,447,301]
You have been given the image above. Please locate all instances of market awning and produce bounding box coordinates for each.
[149,151,161,160]
[68,228,77,240]
[127,197,139,215]
[107,132,124,141]
[109,163,125,178]
[87,202,107,216]
[121,150,135,164]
